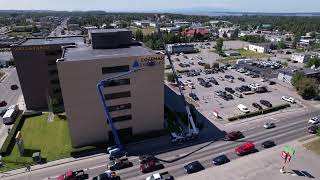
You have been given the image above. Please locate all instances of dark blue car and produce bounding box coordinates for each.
[184,161,204,174]
[212,154,230,165]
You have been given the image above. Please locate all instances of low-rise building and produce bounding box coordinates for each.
[166,44,196,54]
[160,27,181,33]
[181,29,210,37]
[291,53,311,63]
[278,68,320,84]
[218,28,236,38]
[248,43,271,53]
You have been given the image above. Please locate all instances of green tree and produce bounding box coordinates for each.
[166,73,175,83]
[212,62,220,69]
[282,61,288,68]
[222,31,228,38]
[277,41,286,49]
[135,29,144,42]
[31,25,40,33]
[216,38,224,53]
[297,78,319,100]
[305,57,320,68]
[204,63,211,69]
[291,71,305,88]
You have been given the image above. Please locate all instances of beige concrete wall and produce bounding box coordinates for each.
[57,54,164,147]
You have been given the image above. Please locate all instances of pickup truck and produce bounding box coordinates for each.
[146,172,174,180]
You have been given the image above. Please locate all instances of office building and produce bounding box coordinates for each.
[166,44,196,54]
[11,36,84,110]
[57,29,165,147]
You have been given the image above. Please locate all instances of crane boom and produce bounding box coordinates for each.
[97,67,141,148]
[166,52,199,135]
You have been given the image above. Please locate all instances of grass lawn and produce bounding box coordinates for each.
[217,49,270,64]
[303,137,320,155]
[7,32,32,37]
[0,114,73,172]
[129,27,157,35]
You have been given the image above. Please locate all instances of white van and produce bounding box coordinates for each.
[2,105,19,125]
[237,104,250,113]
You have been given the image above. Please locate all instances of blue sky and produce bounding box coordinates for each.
[0,0,319,12]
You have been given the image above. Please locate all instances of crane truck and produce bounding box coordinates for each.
[166,52,199,143]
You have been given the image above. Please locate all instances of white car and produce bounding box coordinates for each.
[218,76,224,81]
[182,81,189,86]
[188,84,195,89]
[308,117,319,124]
[186,80,193,85]
[281,96,295,104]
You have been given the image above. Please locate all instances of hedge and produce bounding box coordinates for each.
[228,103,291,122]
[0,111,42,155]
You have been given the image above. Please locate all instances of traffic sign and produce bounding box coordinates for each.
[284,145,295,156]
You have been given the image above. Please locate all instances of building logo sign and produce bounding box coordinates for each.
[12,45,51,51]
[139,56,164,67]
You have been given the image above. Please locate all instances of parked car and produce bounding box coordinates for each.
[0,101,7,107]
[184,161,204,174]
[188,84,195,89]
[308,117,319,124]
[225,131,244,141]
[189,93,199,101]
[237,104,250,113]
[235,143,256,156]
[281,96,295,104]
[252,103,263,110]
[238,77,245,82]
[235,87,243,93]
[212,155,230,165]
[260,100,272,108]
[225,87,235,94]
[10,84,19,90]
[308,125,319,134]
[263,122,276,129]
[218,76,224,81]
[234,92,243,98]
[226,94,234,100]
[261,140,276,148]
[269,81,276,85]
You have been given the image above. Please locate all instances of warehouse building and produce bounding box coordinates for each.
[166,44,196,54]
[11,36,84,110]
[57,29,165,147]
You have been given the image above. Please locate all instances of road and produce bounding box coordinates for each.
[2,107,318,180]
[48,18,69,37]
[0,67,23,147]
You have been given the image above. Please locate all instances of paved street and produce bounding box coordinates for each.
[0,67,23,147]
[180,138,320,180]
[1,106,318,180]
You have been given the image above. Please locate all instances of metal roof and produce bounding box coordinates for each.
[19,36,84,46]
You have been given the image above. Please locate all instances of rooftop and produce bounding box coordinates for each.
[19,36,84,46]
[279,67,320,76]
[89,28,129,34]
[63,44,155,62]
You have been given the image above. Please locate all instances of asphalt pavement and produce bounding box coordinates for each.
[0,67,23,148]
[2,107,318,180]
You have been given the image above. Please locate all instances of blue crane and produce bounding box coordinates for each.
[96,61,141,150]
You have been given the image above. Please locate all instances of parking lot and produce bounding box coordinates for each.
[165,50,302,121]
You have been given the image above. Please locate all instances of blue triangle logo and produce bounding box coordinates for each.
[133,61,140,69]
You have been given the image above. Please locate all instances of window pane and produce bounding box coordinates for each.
[104,79,130,87]
[102,65,129,74]
[105,91,131,100]
[109,103,131,112]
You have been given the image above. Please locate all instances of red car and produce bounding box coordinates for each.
[225,131,244,141]
[0,101,7,107]
[235,143,255,156]
[139,160,164,173]
[58,170,88,180]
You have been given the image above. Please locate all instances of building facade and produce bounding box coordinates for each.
[248,44,270,53]
[166,44,196,54]
[57,29,165,147]
[11,36,84,110]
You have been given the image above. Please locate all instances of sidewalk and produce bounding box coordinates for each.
[0,152,107,178]
[179,138,320,180]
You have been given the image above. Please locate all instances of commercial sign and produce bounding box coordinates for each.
[139,55,164,67]
[11,45,51,51]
